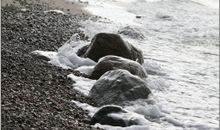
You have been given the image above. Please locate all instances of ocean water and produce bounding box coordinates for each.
[34,0,219,129]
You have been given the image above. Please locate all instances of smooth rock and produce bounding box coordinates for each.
[91,105,139,127]
[77,33,144,64]
[91,55,147,79]
[89,69,151,106]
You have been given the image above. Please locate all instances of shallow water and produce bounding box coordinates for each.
[36,0,219,129]
[78,0,219,129]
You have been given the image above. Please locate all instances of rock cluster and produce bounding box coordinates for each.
[77,33,152,127]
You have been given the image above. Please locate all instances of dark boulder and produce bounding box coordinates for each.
[89,69,151,106]
[91,105,139,127]
[76,33,144,64]
[91,55,147,79]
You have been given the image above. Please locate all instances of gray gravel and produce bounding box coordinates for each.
[1,0,102,129]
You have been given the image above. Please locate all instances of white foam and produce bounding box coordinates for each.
[133,105,164,119]
[57,46,95,68]
[108,112,149,125]
[46,43,96,69]
[32,35,96,70]
[67,74,96,96]
[31,50,57,59]
[75,66,95,75]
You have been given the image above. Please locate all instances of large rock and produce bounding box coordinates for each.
[77,33,144,64]
[91,105,127,127]
[91,105,141,127]
[89,69,151,106]
[91,55,147,79]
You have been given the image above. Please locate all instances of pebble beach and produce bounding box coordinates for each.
[1,0,102,129]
